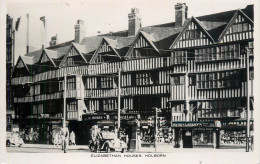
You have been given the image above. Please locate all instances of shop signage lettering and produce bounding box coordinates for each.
[48,120,62,124]
[172,122,215,127]
[193,128,214,131]
[113,114,139,120]
[83,115,106,120]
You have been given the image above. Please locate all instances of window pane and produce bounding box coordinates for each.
[243,23,248,31]
[232,24,238,33]
[238,24,243,32]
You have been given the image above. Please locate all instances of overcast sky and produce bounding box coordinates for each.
[7,0,254,62]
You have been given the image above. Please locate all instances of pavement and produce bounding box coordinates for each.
[6,143,247,153]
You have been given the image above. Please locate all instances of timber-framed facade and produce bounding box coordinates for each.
[10,3,254,148]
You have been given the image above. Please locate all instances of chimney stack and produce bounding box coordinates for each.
[74,20,86,44]
[128,8,142,36]
[26,14,30,53]
[175,3,188,28]
[49,34,59,47]
[40,16,48,48]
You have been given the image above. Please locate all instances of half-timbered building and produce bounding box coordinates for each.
[11,3,254,148]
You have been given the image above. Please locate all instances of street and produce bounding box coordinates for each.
[6,144,90,153]
[6,143,246,153]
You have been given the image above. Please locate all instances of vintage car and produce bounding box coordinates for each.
[6,132,24,147]
[91,131,127,153]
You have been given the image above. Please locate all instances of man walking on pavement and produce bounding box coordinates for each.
[60,126,69,153]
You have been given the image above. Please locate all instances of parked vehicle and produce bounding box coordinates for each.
[98,131,127,153]
[6,132,24,147]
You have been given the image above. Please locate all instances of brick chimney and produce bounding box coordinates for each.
[74,20,86,44]
[128,8,142,36]
[40,16,48,48]
[49,34,59,47]
[175,3,188,28]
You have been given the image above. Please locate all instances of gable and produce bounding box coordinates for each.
[90,39,120,64]
[170,18,214,49]
[16,58,26,68]
[12,57,30,77]
[125,32,159,59]
[219,10,254,43]
[41,53,50,63]
[35,51,56,74]
[59,45,87,67]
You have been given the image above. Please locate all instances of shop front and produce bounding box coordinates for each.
[172,121,219,148]
[82,113,140,147]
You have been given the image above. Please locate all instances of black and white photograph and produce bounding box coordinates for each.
[1,0,259,163]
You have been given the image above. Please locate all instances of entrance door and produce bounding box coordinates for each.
[183,130,192,148]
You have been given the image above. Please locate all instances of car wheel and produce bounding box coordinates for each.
[106,145,110,153]
[6,140,10,147]
[121,148,125,153]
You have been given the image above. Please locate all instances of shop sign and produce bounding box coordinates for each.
[47,120,62,124]
[83,114,106,121]
[193,127,214,131]
[172,122,215,127]
[141,120,154,125]
[112,114,139,120]
[127,120,138,125]
[97,120,114,125]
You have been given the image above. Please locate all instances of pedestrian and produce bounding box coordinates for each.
[69,131,76,146]
[60,127,69,153]
[53,132,59,147]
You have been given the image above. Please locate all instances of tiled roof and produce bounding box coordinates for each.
[17,5,253,70]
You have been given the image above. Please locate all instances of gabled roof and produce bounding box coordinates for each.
[42,49,58,67]
[14,4,253,75]
[124,31,160,59]
[169,17,215,49]
[89,37,122,63]
[12,56,36,76]
[218,9,254,42]
[72,42,88,63]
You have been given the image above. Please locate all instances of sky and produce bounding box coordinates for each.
[7,0,255,62]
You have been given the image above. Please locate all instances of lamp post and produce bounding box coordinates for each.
[246,46,251,152]
[152,107,159,152]
[63,69,67,128]
[117,67,121,138]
